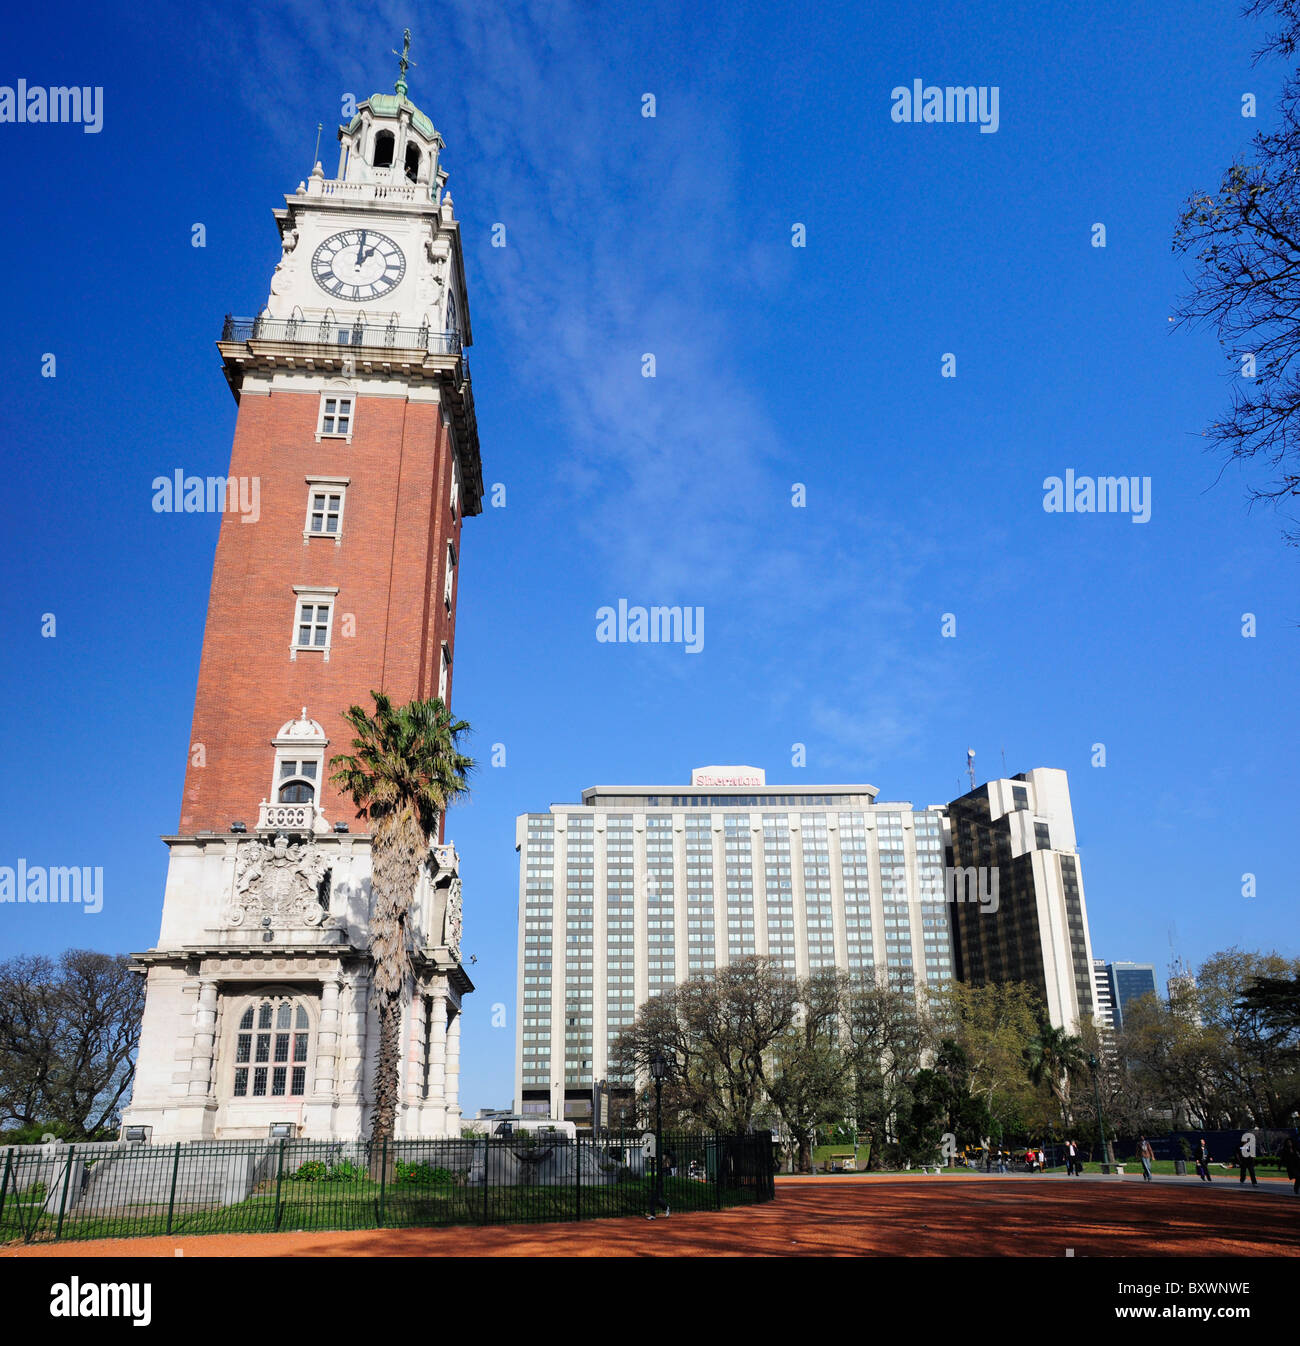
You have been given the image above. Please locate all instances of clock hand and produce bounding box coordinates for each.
[356,230,367,267]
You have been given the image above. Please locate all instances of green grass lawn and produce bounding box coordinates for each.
[1,1172,743,1245]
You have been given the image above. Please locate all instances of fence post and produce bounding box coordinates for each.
[54,1144,75,1240]
[377,1138,387,1228]
[165,1142,182,1235]
[273,1139,286,1231]
[715,1137,723,1210]
[575,1135,581,1222]
[0,1148,12,1226]
[483,1138,490,1224]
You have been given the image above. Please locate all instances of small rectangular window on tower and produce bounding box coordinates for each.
[303,476,349,543]
[290,587,339,661]
[439,642,450,701]
[450,454,461,518]
[444,541,456,611]
[317,395,354,440]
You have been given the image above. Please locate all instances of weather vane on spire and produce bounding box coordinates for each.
[392,28,417,98]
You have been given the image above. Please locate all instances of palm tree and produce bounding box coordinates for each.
[330,691,473,1150]
[1026,1023,1087,1129]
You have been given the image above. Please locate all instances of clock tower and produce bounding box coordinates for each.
[124,36,482,1142]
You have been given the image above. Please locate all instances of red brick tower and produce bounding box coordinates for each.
[187,89,481,833]
[124,40,480,1141]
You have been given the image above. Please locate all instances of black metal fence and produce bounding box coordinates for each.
[0,1131,774,1245]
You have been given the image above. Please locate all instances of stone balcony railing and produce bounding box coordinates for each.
[307,176,432,204]
[257,800,328,836]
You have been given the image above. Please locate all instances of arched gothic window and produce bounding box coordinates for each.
[232,996,313,1099]
[404,143,421,182]
[373,130,395,169]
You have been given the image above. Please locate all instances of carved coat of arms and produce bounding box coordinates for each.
[444,877,462,960]
[228,834,330,928]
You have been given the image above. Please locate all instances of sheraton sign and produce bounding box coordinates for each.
[690,765,766,788]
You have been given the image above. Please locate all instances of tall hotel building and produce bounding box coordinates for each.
[514,766,956,1125]
[515,765,1098,1125]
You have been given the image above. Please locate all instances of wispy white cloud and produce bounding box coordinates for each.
[187,0,975,760]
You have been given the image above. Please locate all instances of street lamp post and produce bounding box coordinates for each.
[1088,1054,1111,1174]
[650,1051,668,1214]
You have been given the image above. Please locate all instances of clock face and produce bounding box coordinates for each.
[311,229,406,302]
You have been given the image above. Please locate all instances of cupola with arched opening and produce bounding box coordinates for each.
[335,84,447,198]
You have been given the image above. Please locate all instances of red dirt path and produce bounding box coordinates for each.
[5,1176,1297,1258]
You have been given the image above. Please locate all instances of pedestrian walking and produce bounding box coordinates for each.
[1139,1135,1154,1183]
[1280,1137,1300,1196]
[1237,1133,1258,1187]
[1195,1136,1212,1182]
[1066,1138,1080,1175]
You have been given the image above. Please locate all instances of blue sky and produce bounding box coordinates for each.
[0,0,1296,1116]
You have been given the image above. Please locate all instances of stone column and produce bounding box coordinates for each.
[445,1005,462,1130]
[343,974,369,1135]
[314,978,342,1100]
[190,979,219,1098]
[426,981,448,1123]
[404,987,428,1112]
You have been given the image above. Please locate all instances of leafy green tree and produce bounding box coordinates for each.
[938,981,1042,1139]
[1198,948,1300,1125]
[842,974,935,1169]
[899,1069,949,1167]
[899,1042,990,1165]
[1122,990,1230,1129]
[1024,1021,1087,1127]
[331,691,473,1149]
[768,969,853,1172]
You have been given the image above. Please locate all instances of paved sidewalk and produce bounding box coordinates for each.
[5,1174,1297,1258]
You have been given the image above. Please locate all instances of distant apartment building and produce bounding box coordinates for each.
[514,766,958,1126]
[1092,960,1117,1030]
[946,768,1099,1032]
[1094,961,1158,1030]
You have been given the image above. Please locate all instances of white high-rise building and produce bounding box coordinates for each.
[513,766,957,1127]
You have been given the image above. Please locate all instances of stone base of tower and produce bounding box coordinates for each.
[122,832,472,1143]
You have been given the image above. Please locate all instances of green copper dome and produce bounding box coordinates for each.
[344,94,437,141]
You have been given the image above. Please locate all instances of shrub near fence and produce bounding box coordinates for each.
[0,1131,774,1245]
